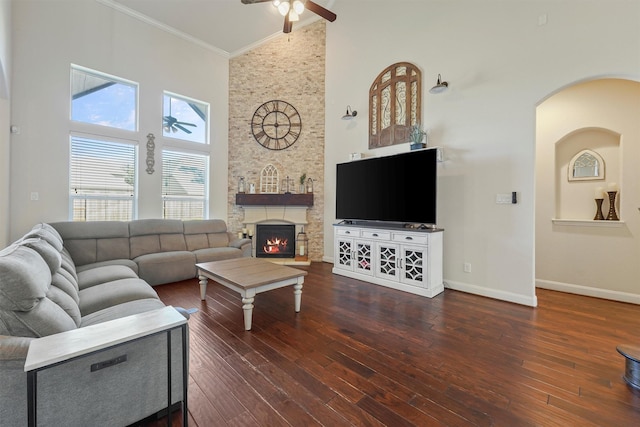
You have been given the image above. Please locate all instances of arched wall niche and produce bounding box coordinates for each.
[554,127,620,220]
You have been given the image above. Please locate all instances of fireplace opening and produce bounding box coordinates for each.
[255,224,296,259]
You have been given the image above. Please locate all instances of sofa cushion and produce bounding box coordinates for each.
[0,245,51,311]
[130,235,161,259]
[184,234,208,251]
[193,247,244,264]
[75,259,138,275]
[129,219,186,258]
[51,272,80,303]
[51,221,131,266]
[19,238,61,274]
[208,232,230,248]
[0,298,78,337]
[160,234,187,252]
[77,265,139,290]
[61,238,98,266]
[183,219,227,234]
[80,298,166,327]
[78,278,160,316]
[46,284,81,326]
[28,223,65,250]
[129,219,184,236]
[60,248,79,282]
[135,251,196,286]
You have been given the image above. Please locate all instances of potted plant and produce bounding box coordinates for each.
[299,173,306,193]
[409,124,427,150]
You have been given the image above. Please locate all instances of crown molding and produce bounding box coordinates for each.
[94,0,230,58]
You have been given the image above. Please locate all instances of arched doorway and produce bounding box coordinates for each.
[535,78,640,304]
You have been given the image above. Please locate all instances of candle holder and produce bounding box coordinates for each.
[593,198,605,220]
[606,191,619,221]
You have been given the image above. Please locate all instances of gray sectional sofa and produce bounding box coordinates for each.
[51,218,252,286]
[0,219,250,425]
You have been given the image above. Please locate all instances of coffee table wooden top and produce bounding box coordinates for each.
[196,257,307,290]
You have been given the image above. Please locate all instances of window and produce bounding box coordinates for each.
[163,92,209,144]
[162,150,208,220]
[71,65,138,131]
[369,62,422,149]
[70,136,137,221]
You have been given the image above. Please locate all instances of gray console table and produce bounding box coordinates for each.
[24,306,188,426]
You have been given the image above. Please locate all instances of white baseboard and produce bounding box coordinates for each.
[445,280,538,307]
[324,258,538,306]
[536,279,640,305]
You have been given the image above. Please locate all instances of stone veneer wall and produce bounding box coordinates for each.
[228,21,326,262]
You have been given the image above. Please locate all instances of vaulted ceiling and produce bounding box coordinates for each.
[102,0,337,56]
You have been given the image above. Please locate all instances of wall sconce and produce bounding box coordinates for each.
[429,74,449,94]
[342,106,358,120]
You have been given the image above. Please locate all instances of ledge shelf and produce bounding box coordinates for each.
[551,218,625,227]
[236,193,313,206]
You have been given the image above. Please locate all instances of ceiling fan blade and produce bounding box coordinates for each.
[174,124,193,134]
[283,14,293,33]
[241,0,272,4]
[305,0,337,22]
[176,122,196,127]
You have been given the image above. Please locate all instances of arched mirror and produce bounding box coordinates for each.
[568,149,605,181]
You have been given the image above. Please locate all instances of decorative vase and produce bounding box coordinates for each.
[606,191,619,221]
[410,142,425,151]
[593,198,605,220]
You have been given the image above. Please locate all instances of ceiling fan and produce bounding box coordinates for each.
[163,102,196,134]
[241,0,337,34]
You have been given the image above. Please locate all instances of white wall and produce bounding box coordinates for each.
[323,1,640,306]
[9,0,229,241]
[0,0,11,248]
[536,79,640,303]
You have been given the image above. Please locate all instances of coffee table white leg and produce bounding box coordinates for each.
[242,296,255,331]
[294,282,303,312]
[198,275,208,300]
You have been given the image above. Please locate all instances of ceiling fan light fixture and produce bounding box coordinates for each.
[292,0,304,14]
[289,9,299,21]
[430,74,449,94]
[277,1,290,16]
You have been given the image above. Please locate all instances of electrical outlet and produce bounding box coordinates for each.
[463,262,472,273]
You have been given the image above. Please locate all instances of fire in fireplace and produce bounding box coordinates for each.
[255,224,296,259]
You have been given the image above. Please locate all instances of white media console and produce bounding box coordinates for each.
[332,223,444,298]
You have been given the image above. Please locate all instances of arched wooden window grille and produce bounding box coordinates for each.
[369,62,422,149]
[260,164,280,194]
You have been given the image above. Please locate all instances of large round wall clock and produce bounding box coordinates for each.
[251,100,302,150]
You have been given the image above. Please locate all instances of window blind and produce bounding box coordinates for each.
[162,150,208,220]
[70,136,136,221]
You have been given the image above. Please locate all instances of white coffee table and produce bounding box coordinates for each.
[196,257,307,331]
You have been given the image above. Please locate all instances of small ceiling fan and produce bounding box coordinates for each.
[163,104,196,134]
[241,0,337,34]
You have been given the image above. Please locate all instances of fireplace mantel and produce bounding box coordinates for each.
[235,193,313,206]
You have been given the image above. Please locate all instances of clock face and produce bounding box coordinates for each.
[251,100,302,150]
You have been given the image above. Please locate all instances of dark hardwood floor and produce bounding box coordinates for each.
[150,262,640,426]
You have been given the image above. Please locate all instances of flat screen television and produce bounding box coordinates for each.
[336,148,437,226]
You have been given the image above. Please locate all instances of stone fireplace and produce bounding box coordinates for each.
[236,194,312,265]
